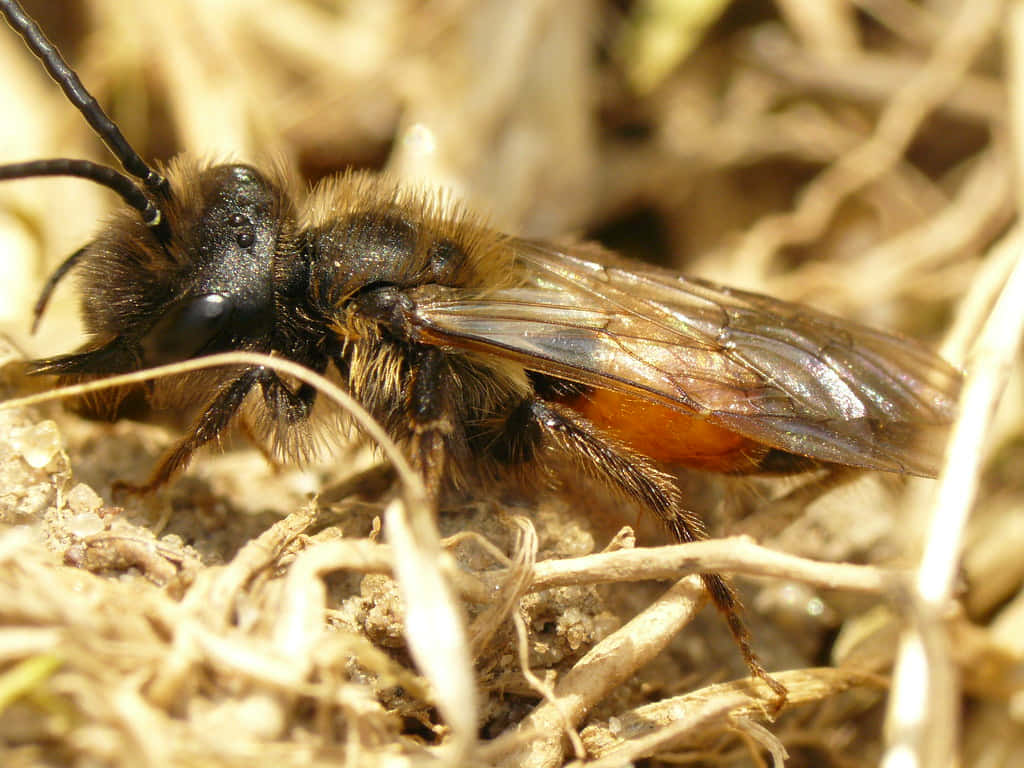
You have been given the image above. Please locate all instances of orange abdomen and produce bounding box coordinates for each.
[562,389,769,473]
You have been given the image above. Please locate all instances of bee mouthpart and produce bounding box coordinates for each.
[28,339,141,377]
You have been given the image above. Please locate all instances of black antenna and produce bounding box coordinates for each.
[0,159,161,224]
[0,0,168,195]
[0,0,175,329]
[29,244,86,333]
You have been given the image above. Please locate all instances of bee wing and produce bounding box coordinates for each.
[410,238,961,476]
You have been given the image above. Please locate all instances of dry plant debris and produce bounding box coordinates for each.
[1,1,1023,766]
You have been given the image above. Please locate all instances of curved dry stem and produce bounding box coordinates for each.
[885,141,1024,768]
[581,667,884,766]
[484,575,708,768]
[0,350,427,512]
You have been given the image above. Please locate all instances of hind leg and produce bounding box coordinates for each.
[492,397,787,702]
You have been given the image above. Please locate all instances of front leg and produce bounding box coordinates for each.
[258,367,320,426]
[119,363,321,494]
[115,367,265,494]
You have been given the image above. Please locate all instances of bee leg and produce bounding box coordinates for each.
[317,463,397,507]
[258,374,319,426]
[114,366,265,495]
[231,373,322,469]
[406,347,457,499]
[501,398,788,706]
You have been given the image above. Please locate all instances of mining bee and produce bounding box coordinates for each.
[0,0,961,700]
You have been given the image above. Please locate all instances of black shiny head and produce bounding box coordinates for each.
[31,161,295,376]
[135,164,286,366]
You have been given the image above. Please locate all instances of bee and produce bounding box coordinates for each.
[0,0,960,700]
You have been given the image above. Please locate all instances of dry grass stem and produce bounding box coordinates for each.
[486,575,708,768]
[884,12,1024,761]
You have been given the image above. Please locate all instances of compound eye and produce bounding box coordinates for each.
[140,294,232,366]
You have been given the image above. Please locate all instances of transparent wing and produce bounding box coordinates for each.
[410,239,961,476]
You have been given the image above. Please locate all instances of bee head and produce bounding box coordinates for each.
[30,160,295,380]
[0,3,297,382]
